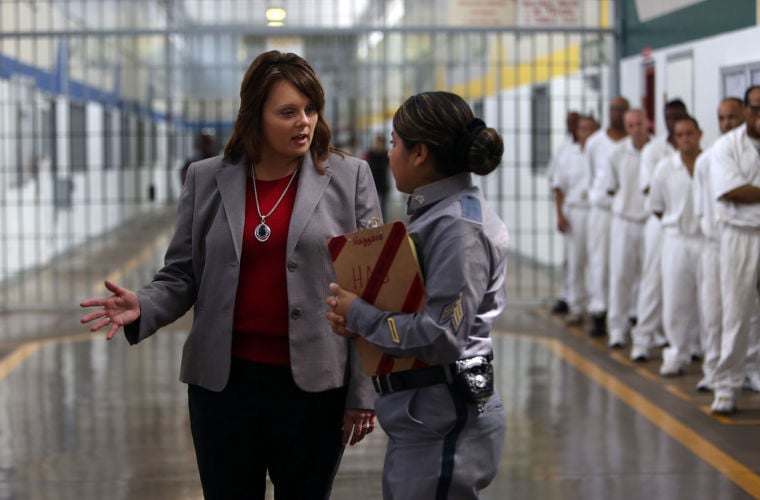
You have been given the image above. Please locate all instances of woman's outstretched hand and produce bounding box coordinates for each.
[80,280,140,340]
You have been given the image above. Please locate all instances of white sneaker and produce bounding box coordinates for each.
[659,358,684,377]
[711,394,737,415]
[630,345,650,362]
[652,332,669,348]
[743,372,760,392]
[696,377,713,392]
[608,331,627,349]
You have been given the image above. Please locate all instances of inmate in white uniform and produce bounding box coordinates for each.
[702,145,760,390]
[347,173,507,500]
[693,146,725,386]
[585,130,624,317]
[710,124,760,400]
[547,135,578,306]
[552,142,591,316]
[633,136,674,346]
[650,151,702,374]
[604,137,648,347]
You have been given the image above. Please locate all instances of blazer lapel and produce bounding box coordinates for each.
[287,154,331,255]
[216,158,248,261]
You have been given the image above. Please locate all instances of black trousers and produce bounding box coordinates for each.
[188,358,348,500]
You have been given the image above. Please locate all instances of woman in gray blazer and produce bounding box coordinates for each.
[81,50,381,500]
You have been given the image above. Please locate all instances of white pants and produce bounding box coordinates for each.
[714,225,760,397]
[586,206,611,315]
[747,311,760,379]
[559,246,569,302]
[660,230,701,367]
[562,205,589,314]
[698,239,722,383]
[632,215,663,347]
[607,216,644,337]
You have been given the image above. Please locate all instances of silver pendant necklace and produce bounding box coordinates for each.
[251,165,299,243]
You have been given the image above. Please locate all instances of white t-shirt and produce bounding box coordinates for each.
[649,151,701,237]
[640,136,676,193]
[711,124,760,228]
[552,142,591,209]
[693,145,724,241]
[585,129,625,209]
[605,136,648,222]
[546,135,575,185]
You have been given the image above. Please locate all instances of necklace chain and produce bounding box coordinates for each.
[251,165,299,242]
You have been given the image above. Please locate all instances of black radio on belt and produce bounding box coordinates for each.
[452,355,494,404]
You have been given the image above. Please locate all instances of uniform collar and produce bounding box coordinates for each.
[406,172,473,215]
[625,135,649,153]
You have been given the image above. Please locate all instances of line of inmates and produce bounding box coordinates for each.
[548,86,760,415]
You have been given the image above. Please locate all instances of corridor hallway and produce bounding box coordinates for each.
[0,208,759,500]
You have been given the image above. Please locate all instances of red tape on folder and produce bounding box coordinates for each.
[361,221,405,304]
[328,221,426,376]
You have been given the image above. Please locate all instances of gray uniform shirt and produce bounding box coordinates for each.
[347,172,509,365]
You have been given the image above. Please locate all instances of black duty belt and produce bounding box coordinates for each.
[371,364,455,395]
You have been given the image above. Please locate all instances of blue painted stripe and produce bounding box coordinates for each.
[0,53,56,94]
[0,50,233,131]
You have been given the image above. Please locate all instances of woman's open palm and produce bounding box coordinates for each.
[80,280,141,340]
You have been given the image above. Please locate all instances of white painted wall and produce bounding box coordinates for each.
[621,24,760,148]
[0,79,173,284]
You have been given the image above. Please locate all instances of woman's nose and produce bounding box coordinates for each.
[295,109,310,125]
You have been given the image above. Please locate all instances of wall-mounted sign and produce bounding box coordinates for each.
[518,0,582,27]
[448,0,514,26]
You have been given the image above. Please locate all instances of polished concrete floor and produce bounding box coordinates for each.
[1,210,760,499]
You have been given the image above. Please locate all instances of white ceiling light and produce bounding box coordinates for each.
[266,7,287,26]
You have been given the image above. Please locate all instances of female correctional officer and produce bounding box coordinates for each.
[80,50,380,499]
[326,91,508,499]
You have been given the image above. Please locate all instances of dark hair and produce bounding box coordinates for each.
[744,85,760,105]
[223,51,333,172]
[665,98,688,111]
[392,91,503,176]
[675,115,700,130]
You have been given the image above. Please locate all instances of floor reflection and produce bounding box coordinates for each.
[0,330,197,500]
[0,322,757,499]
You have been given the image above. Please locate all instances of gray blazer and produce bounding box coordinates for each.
[124,151,382,409]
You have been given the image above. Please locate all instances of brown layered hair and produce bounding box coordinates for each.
[223,50,333,172]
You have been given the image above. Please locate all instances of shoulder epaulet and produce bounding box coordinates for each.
[461,195,482,223]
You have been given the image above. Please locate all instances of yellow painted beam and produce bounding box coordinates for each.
[359,40,582,129]
[601,0,610,29]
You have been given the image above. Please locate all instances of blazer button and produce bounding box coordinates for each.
[287,260,298,272]
[290,307,303,319]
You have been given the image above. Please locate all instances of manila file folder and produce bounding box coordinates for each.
[328,221,427,376]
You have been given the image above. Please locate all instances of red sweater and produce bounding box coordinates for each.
[231,172,299,366]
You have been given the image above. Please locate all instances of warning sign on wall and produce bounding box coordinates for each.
[448,0,514,26]
[518,0,582,27]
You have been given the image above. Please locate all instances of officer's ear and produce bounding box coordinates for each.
[412,142,430,167]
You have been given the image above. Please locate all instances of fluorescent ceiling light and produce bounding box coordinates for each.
[266,8,287,22]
